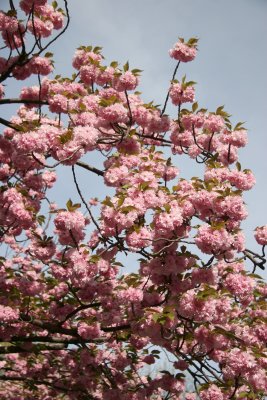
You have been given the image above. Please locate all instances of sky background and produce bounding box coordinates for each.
[54,0,267,260]
[2,0,267,275]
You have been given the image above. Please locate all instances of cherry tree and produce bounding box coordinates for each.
[0,1,266,399]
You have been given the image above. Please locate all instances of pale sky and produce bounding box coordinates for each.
[50,0,267,251]
[2,0,267,273]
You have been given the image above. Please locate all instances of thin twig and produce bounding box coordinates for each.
[161,61,181,116]
[76,161,104,176]
[71,165,102,234]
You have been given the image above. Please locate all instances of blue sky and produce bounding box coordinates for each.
[2,0,267,274]
[49,0,267,252]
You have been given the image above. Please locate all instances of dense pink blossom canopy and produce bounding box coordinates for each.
[0,2,266,399]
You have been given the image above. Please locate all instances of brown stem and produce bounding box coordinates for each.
[0,98,48,105]
[161,60,181,116]
[76,161,104,176]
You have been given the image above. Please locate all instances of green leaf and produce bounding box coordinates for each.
[66,199,81,212]
[180,245,186,253]
[159,370,172,375]
[44,52,53,58]
[7,10,17,17]
[192,102,198,113]
[0,256,6,266]
[133,224,141,233]
[236,161,241,171]
[78,102,86,112]
[237,392,250,399]
[187,37,198,46]
[139,182,150,191]
[214,326,241,341]
[248,273,263,280]
[196,286,218,300]
[120,205,137,214]
[152,313,161,323]
[234,121,246,131]
[102,197,113,207]
[164,204,171,213]
[110,61,118,68]
[211,220,226,230]
[117,197,125,207]
[37,215,46,226]
[93,46,102,53]
[131,68,143,76]
[151,350,161,354]
[90,255,100,263]
[99,95,119,107]
[186,80,197,86]
[59,130,73,144]
[123,61,129,72]
[52,1,58,9]
[175,373,186,379]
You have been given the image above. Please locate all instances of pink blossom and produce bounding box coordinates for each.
[77,322,102,339]
[126,227,153,249]
[222,348,257,380]
[174,360,188,370]
[104,165,129,187]
[254,225,267,245]
[99,103,128,123]
[220,129,248,147]
[54,210,88,245]
[213,195,248,221]
[224,273,255,297]
[169,82,195,105]
[153,202,183,233]
[72,125,99,151]
[114,71,139,91]
[142,355,155,365]
[181,112,205,129]
[185,395,197,400]
[230,169,256,190]
[72,49,102,70]
[200,384,225,400]
[169,39,197,62]
[80,65,98,84]
[117,287,143,303]
[29,56,53,75]
[0,83,4,99]
[195,224,233,255]
[204,114,225,132]
[217,144,239,165]
[0,305,19,322]
[28,18,54,38]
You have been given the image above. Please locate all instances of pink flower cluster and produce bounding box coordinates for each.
[254,225,267,245]
[0,305,19,322]
[77,322,102,339]
[73,46,139,92]
[169,82,195,105]
[169,38,198,62]
[54,210,89,245]
[0,18,266,400]
[0,83,4,99]
[195,224,245,255]
[27,4,64,37]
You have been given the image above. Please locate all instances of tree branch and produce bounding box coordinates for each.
[0,116,20,131]
[161,60,180,116]
[76,161,104,176]
[0,98,48,105]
